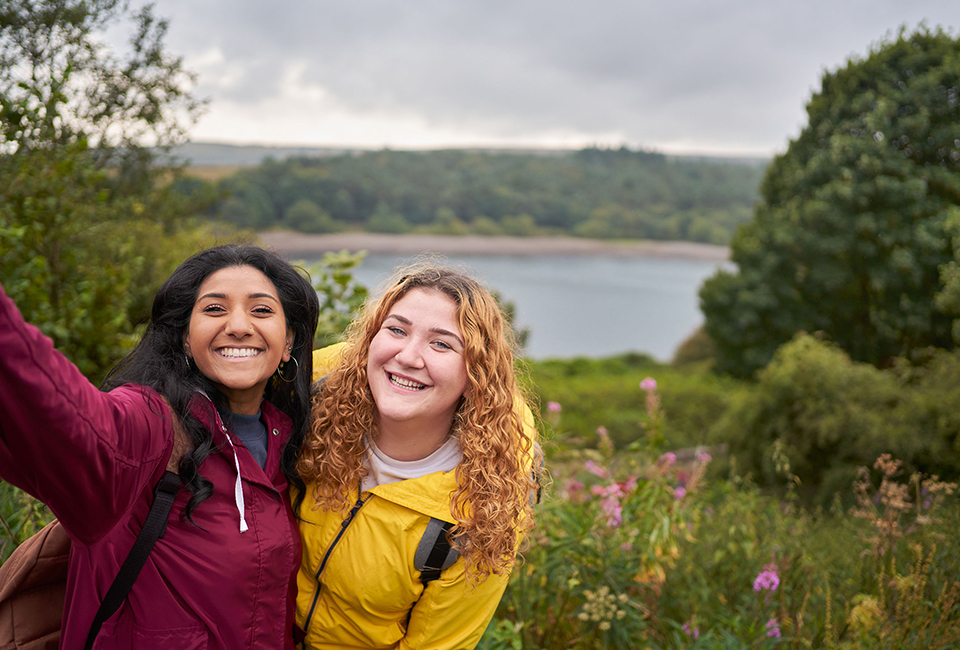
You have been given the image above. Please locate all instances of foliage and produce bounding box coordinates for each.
[711,334,907,504]
[701,27,960,378]
[935,206,960,341]
[488,381,704,649]
[671,324,716,367]
[300,250,369,349]
[711,334,960,505]
[0,0,214,382]
[0,481,52,562]
[480,380,960,650]
[0,0,201,156]
[528,354,748,453]
[200,147,765,245]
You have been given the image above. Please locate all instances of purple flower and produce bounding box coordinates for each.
[585,460,608,478]
[564,479,584,498]
[547,401,562,413]
[640,377,657,391]
[698,452,712,463]
[682,622,700,638]
[601,497,622,527]
[674,486,687,500]
[765,618,781,638]
[596,426,609,436]
[660,452,677,466]
[753,565,780,592]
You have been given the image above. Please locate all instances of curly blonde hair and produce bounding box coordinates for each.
[297,264,536,577]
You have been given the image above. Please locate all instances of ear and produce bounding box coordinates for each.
[183,334,192,357]
[283,328,294,363]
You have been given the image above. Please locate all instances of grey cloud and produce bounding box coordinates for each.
[151,0,959,152]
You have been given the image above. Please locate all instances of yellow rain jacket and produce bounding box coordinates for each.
[296,345,534,649]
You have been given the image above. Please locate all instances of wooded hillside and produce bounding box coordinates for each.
[186,147,767,245]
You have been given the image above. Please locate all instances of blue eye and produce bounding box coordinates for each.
[433,340,453,351]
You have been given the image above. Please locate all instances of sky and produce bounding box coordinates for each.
[142,0,958,158]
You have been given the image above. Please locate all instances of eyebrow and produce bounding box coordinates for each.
[197,292,280,303]
[385,314,464,347]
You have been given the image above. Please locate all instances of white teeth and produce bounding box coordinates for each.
[389,374,426,390]
[218,348,261,358]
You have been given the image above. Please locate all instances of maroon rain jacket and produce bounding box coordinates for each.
[0,285,300,649]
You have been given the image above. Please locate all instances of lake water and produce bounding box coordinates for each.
[319,253,731,361]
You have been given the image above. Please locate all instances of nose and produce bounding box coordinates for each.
[394,340,425,369]
[224,308,253,337]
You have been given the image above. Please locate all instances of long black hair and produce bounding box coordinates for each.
[103,245,319,519]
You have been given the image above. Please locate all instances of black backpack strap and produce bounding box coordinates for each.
[414,518,458,584]
[84,470,181,650]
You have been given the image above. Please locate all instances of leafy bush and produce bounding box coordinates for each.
[712,334,960,505]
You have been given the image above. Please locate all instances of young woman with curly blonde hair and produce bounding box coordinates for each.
[295,265,540,650]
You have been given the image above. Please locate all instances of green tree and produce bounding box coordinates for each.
[286,198,339,234]
[0,0,208,382]
[701,27,960,378]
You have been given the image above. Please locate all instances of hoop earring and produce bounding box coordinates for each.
[278,356,300,383]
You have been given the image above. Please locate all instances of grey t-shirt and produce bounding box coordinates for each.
[230,411,268,469]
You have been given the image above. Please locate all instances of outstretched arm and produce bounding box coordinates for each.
[0,284,173,543]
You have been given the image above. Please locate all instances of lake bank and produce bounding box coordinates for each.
[258,231,731,262]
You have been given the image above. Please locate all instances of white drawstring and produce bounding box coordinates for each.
[221,430,249,533]
[203,394,249,533]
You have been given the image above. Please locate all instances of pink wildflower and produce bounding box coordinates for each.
[640,377,657,391]
[589,483,624,527]
[682,621,699,638]
[546,401,562,413]
[674,486,687,500]
[765,618,781,638]
[585,460,608,478]
[564,479,584,499]
[660,452,676,466]
[698,452,712,463]
[753,563,780,592]
[596,426,608,436]
[601,497,623,527]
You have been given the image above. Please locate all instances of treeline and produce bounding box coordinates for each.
[185,147,766,245]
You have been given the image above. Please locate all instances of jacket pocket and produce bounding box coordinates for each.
[96,620,209,649]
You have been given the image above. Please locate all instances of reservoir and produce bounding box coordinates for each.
[325,253,731,361]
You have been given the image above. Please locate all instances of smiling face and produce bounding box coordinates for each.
[183,265,293,415]
[366,288,469,457]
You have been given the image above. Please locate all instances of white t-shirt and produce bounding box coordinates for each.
[361,436,462,492]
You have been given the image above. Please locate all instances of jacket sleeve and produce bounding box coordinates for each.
[0,284,174,544]
[401,562,510,650]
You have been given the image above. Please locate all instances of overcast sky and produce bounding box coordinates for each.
[146,1,958,157]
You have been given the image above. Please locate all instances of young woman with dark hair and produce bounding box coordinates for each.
[0,245,319,648]
[296,265,540,650]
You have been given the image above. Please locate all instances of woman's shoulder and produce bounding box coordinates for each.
[312,343,348,382]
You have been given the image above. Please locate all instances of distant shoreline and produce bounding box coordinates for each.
[257,231,731,262]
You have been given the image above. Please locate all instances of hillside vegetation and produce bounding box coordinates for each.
[183,147,766,245]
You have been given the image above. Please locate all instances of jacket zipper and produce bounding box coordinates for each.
[301,487,370,638]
